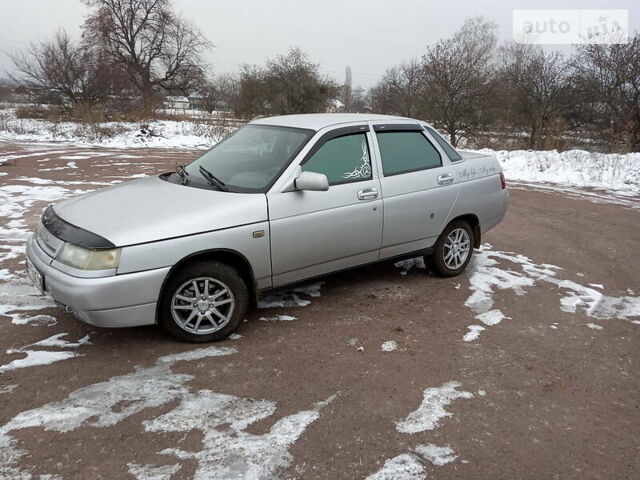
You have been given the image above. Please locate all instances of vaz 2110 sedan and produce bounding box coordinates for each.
[26,114,508,342]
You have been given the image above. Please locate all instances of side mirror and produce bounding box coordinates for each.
[294,171,329,192]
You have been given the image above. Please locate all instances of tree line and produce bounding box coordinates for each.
[8,1,640,152]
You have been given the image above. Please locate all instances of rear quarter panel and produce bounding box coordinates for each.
[446,152,508,234]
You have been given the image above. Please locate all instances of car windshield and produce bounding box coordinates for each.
[184,124,314,192]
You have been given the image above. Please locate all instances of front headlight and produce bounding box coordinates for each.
[57,243,121,270]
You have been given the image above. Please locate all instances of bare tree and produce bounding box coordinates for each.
[10,30,104,108]
[197,73,238,113]
[82,0,211,116]
[498,43,569,148]
[350,86,368,112]
[571,33,640,151]
[370,59,425,117]
[234,65,267,120]
[262,47,339,115]
[422,17,497,146]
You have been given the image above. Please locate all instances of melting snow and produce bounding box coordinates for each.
[414,444,458,466]
[585,323,603,330]
[0,333,89,373]
[462,245,640,338]
[475,309,508,326]
[396,381,474,434]
[0,349,80,373]
[0,278,57,324]
[128,462,181,480]
[0,346,334,480]
[29,333,91,348]
[258,315,297,322]
[463,325,485,342]
[381,340,398,352]
[258,282,323,309]
[147,391,335,479]
[366,454,426,480]
[0,385,18,395]
[395,257,426,276]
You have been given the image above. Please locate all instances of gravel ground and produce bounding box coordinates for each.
[0,140,638,480]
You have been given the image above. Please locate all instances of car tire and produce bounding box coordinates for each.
[159,260,249,342]
[427,220,474,278]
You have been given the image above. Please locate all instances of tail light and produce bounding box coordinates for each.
[499,172,506,189]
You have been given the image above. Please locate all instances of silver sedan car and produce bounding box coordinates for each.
[25,114,508,341]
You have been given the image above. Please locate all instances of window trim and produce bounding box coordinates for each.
[300,125,373,186]
[374,128,443,178]
[423,126,462,162]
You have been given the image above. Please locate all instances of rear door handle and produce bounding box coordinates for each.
[357,187,378,200]
[437,173,454,185]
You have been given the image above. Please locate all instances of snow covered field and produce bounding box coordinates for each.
[480,148,640,195]
[0,108,226,149]
[1,108,638,194]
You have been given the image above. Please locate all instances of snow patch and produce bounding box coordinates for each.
[29,333,91,349]
[0,385,17,395]
[463,325,485,342]
[475,309,508,326]
[258,282,323,309]
[365,454,426,480]
[128,463,181,480]
[414,444,458,466]
[463,245,640,337]
[258,315,297,322]
[381,340,398,352]
[0,346,333,479]
[396,381,474,434]
[395,257,426,276]
[146,391,336,479]
[0,349,80,373]
[585,323,603,330]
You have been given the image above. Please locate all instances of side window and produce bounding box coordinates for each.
[425,126,462,161]
[377,131,442,176]
[302,133,371,185]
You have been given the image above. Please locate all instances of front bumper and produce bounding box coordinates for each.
[26,235,170,328]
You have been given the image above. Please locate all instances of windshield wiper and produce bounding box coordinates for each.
[175,164,189,184]
[199,165,229,192]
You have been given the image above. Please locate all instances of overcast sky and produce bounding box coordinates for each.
[1,0,638,88]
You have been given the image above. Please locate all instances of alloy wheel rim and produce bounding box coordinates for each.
[443,228,471,270]
[171,277,235,335]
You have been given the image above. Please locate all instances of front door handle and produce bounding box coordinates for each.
[437,173,454,185]
[357,187,378,200]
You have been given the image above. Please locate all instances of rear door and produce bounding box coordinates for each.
[267,125,383,286]
[371,124,460,259]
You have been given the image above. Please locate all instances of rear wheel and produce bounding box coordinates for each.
[427,220,474,277]
[159,261,249,342]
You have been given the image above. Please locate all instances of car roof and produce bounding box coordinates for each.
[250,113,419,131]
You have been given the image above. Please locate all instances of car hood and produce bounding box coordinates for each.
[53,176,268,247]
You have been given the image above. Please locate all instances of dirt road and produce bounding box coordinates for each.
[0,141,638,480]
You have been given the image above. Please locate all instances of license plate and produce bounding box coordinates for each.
[26,258,44,295]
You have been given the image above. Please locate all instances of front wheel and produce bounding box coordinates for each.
[427,221,474,277]
[159,261,249,342]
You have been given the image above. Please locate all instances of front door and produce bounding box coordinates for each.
[268,126,383,287]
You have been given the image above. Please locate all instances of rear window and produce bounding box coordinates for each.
[425,127,462,161]
[377,131,441,176]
